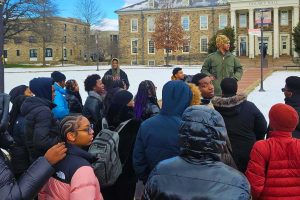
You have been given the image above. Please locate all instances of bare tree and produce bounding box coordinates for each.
[29,0,58,67]
[152,0,184,66]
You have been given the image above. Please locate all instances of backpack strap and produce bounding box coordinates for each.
[102,118,109,130]
[115,119,132,134]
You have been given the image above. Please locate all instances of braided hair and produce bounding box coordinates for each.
[134,80,158,120]
[59,115,84,141]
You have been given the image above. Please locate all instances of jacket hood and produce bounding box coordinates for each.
[161,81,192,116]
[54,82,66,95]
[29,78,53,101]
[20,96,55,116]
[212,94,247,117]
[179,105,229,162]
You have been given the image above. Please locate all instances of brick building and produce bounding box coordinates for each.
[116,0,300,65]
[3,17,89,64]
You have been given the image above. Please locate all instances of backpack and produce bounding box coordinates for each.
[88,118,131,187]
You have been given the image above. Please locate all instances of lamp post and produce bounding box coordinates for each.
[0,0,5,93]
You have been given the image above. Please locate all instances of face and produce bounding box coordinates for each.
[51,86,56,101]
[175,70,185,80]
[24,88,33,97]
[219,42,230,52]
[74,81,79,92]
[59,80,66,88]
[198,77,214,99]
[67,117,94,147]
[127,99,134,108]
[94,79,105,94]
[112,60,119,70]
[282,85,293,98]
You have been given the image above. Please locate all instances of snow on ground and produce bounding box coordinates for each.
[5,66,201,101]
[5,66,300,123]
[248,71,300,122]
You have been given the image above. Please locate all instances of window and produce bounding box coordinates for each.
[3,50,7,58]
[45,48,53,57]
[200,37,208,53]
[74,25,77,31]
[148,60,155,66]
[181,16,189,31]
[28,36,36,43]
[281,11,288,26]
[131,19,138,32]
[182,39,190,53]
[200,15,208,30]
[149,0,154,8]
[147,17,155,32]
[182,0,189,6]
[14,37,22,44]
[16,50,20,56]
[239,14,247,28]
[164,48,172,54]
[70,49,73,56]
[83,27,87,34]
[131,39,138,54]
[29,49,37,58]
[148,40,155,54]
[45,35,52,42]
[64,24,67,31]
[219,15,228,29]
[64,36,67,43]
[63,49,67,58]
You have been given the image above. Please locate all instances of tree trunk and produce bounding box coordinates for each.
[166,49,169,66]
[42,38,46,67]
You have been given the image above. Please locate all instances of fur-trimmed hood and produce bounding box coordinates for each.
[212,93,247,117]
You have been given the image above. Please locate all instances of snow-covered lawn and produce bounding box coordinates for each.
[4,66,300,122]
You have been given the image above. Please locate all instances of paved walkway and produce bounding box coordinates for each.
[238,67,274,94]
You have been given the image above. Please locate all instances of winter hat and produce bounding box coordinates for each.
[9,85,28,103]
[221,78,238,97]
[51,71,66,83]
[29,77,54,101]
[216,35,230,49]
[172,67,182,76]
[112,90,133,106]
[269,103,299,132]
[286,76,300,92]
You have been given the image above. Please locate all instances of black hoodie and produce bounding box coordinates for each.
[285,93,300,138]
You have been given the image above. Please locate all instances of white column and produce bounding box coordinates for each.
[230,9,237,55]
[249,9,255,58]
[273,7,279,58]
[293,6,299,57]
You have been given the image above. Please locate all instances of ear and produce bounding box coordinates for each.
[66,132,76,142]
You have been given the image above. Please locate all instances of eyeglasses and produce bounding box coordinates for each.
[76,124,94,134]
[281,88,291,92]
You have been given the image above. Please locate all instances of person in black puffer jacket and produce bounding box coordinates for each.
[134,80,160,121]
[143,105,251,200]
[65,79,83,114]
[83,74,105,136]
[283,76,300,138]
[21,78,60,163]
[212,78,267,173]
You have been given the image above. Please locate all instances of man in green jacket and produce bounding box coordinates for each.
[201,35,243,96]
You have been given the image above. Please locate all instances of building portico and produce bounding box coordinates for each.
[228,0,299,59]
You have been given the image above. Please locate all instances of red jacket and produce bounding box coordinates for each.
[246,131,300,200]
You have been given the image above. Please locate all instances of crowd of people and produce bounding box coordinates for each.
[0,35,300,200]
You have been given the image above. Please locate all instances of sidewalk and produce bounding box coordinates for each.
[238,67,274,94]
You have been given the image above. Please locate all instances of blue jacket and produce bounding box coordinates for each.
[133,81,192,183]
[52,83,69,120]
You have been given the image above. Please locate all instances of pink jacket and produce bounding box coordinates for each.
[39,166,103,200]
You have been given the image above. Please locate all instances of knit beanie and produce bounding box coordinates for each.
[216,35,230,49]
[286,76,300,92]
[112,90,133,106]
[30,77,54,101]
[172,67,182,76]
[51,71,66,83]
[221,78,238,97]
[269,103,299,132]
[9,85,28,103]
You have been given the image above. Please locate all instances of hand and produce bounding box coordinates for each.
[44,143,67,165]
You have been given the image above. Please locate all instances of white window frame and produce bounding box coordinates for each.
[239,13,247,28]
[147,17,155,32]
[131,19,138,32]
[181,16,190,31]
[148,60,155,66]
[148,0,154,8]
[148,39,155,54]
[280,10,289,26]
[45,48,53,58]
[200,36,208,53]
[200,15,208,30]
[219,14,228,29]
[131,38,138,55]
[182,38,190,54]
